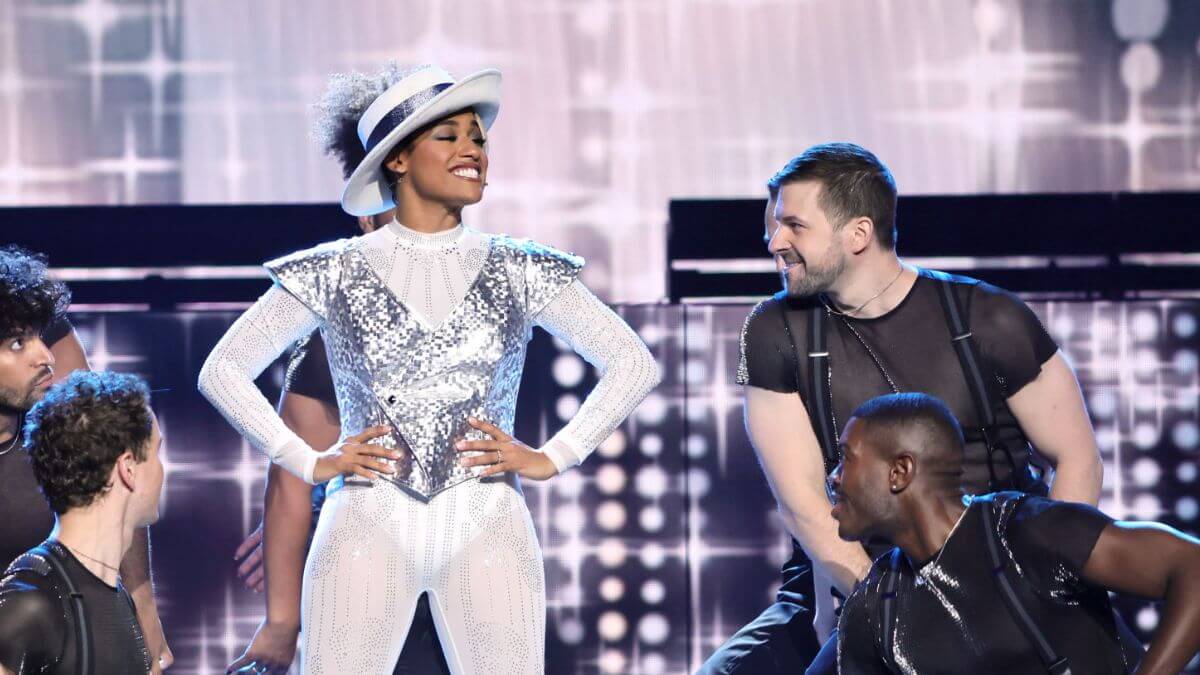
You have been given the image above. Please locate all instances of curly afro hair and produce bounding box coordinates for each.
[310,61,433,180]
[0,245,70,341]
[24,370,153,515]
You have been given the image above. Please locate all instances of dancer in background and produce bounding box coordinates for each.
[200,63,660,673]
[0,245,172,672]
[0,371,166,675]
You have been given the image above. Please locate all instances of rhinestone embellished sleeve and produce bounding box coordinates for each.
[534,280,662,472]
[198,284,323,482]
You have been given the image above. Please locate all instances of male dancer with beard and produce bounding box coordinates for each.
[0,371,166,675]
[699,143,1104,673]
[0,246,172,671]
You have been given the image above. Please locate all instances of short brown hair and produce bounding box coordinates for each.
[767,143,898,249]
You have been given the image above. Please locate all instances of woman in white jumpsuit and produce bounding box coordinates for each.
[198,63,661,674]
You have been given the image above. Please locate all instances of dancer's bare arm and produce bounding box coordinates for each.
[1007,352,1102,505]
[266,392,339,621]
[745,386,871,595]
[1082,522,1200,675]
[121,529,172,672]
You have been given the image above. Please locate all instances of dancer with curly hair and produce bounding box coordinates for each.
[0,370,165,675]
[0,246,172,672]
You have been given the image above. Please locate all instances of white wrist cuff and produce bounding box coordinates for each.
[542,434,587,474]
[267,431,320,485]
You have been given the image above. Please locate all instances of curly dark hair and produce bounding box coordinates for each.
[23,370,153,514]
[310,61,425,180]
[0,245,70,341]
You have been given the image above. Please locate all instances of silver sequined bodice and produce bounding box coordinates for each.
[267,235,581,499]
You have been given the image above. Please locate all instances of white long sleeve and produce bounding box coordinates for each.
[198,284,324,483]
[533,280,662,472]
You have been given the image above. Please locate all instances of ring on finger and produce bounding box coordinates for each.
[495,448,504,464]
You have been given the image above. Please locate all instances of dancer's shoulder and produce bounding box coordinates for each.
[491,234,585,270]
[488,235,586,315]
[262,238,359,318]
[743,291,821,338]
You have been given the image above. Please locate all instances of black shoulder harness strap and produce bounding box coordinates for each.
[10,544,93,675]
[923,268,1025,489]
[778,301,839,473]
[877,501,1070,674]
[779,269,1024,480]
[924,269,995,428]
[979,499,1071,674]
[879,549,902,672]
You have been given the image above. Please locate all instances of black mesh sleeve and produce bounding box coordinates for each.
[968,283,1059,397]
[737,296,800,393]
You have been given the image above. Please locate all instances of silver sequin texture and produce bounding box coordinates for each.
[266,235,582,500]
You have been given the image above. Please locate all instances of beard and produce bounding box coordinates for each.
[781,242,845,298]
[0,369,51,416]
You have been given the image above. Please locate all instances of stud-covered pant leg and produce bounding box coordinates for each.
[300,477,545,674]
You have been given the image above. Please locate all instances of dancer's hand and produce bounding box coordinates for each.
[147,617,173,673]
[312,426,401,484]
[226,620,298,674]
[234,522,265,593]
[455,417,557,481]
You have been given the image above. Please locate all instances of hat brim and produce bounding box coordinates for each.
[341,69,501,217]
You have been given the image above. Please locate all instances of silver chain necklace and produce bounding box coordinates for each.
[62,542,121,573]
[820,264,905,318]
[0,414,24,457]
[825,312,902,442]
[818,265,906,442]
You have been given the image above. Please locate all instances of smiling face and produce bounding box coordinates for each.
[828,417,896,542]
[384,110,488,210]
[768,180,847,297]
[0,329,55,416]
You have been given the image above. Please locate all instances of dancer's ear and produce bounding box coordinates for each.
[115,450,138,492]
[889,453,916,493]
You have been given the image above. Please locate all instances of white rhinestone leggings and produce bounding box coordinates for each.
[300,475,546,674]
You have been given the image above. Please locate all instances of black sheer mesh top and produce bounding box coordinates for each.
[738,271,1058,495]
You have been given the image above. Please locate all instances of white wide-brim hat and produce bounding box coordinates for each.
[341,65,501,216]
